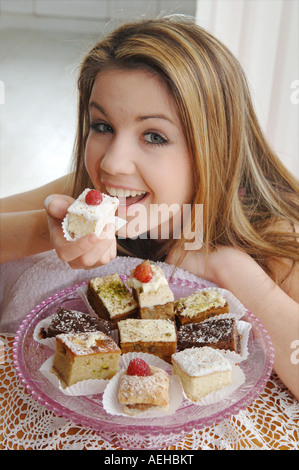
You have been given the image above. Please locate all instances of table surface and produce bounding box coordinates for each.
[1,333,298,450]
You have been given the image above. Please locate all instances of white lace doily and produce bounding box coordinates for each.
[1,334,298,450]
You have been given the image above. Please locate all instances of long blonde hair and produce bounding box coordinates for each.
[70,15,299,275]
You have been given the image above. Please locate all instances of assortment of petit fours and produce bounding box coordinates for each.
[35,258,249,413]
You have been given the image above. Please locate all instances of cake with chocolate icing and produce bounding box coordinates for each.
[39,307,113,339]
[175,289,229,326]
[52,331,121,387]
[177,318,241,353]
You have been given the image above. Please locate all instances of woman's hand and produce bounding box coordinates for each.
[44,194,117,269]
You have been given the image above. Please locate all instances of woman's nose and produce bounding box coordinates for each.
[100,133,136,176]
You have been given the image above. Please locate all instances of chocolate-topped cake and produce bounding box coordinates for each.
[40,307,113,339]
[177,318,241,353]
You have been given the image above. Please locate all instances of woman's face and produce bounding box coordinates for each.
[84,68,194,239]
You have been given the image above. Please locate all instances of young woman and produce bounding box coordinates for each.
[1,16,298,398]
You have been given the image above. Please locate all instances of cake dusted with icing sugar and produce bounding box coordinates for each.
[127,260,175,320]
[118,318,177,363]
[118,359,170,415]
[175,289,229,325]
[63,188,124,240]
[52,331,121,387]
[172,346,232,401]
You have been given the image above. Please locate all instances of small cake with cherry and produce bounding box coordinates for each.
[118,358,170,415]
[127,260,175,321]
[62,188,124,240]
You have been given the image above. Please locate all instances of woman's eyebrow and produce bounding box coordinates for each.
[137,114,175,125]
[89,102,175,125]
[89,101,107,116]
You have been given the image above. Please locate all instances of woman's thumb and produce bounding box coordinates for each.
[44,194,74,220]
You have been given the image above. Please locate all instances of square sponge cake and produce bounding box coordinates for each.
[63,188,119,240]
[127,261,175,321]
[52,331,121,387]
[175,289,229,326]
[87,273,138,323]
[172,346,232,401]
[118,318,177,363]
[118,364,170,416]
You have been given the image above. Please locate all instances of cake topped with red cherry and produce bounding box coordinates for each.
[62,188,126,240]
[118,358,170,415]
[126,260,175,321]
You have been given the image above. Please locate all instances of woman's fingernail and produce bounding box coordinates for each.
[44,195,53,210]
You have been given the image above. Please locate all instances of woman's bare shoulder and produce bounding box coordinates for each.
[0,174,73,213]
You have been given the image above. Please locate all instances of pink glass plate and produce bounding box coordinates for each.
[13,277,274,450]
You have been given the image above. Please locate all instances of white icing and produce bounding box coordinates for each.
[127,264,172,294]
[62,189,126,240]
[57,331,120,356]
[68,189,119,221]
[172,347,232,377]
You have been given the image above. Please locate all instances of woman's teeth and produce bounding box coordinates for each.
[106,186,146,198]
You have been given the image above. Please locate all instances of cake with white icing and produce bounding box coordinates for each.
[171,346,232,401]
[127,260,175,321]
[62,188,125,240]
[175,289,229,326]
[52,331,121,387]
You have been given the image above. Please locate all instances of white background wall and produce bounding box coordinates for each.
[196,0,299,180]
[0,0,298,198]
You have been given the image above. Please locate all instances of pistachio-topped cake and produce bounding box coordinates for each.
[175,289,229,325]
[87,273,138,323]
[118,318,177,363]
[52,331,121,387]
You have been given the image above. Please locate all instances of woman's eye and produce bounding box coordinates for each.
[144,132,168,146]
[90,122,113,133]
